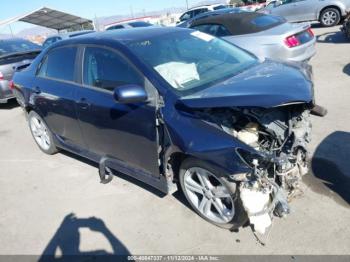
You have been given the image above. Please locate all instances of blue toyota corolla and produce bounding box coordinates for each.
[13,27,325,233]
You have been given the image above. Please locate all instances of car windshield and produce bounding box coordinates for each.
[0,39,41,56]
[127,30,257,96]
[213,5,227,10]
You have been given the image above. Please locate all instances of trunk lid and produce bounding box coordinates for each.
[0,50,40,81]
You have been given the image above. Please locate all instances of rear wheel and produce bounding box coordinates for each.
[320,8,340,27]
[179,158,247,230]
[28,111,58,155]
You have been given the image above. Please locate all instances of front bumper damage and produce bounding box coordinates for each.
[196,103,327,235]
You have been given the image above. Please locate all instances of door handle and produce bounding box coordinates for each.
[34,86,41,94]
[78,98,90,109]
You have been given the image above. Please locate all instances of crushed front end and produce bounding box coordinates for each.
[195,103,321,234]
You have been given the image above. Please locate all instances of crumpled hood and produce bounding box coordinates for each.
[178,60,314,109]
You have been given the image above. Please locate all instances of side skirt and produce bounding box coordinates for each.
[53,135,172,194]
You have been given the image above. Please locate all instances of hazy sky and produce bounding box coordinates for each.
[0,0,196,33]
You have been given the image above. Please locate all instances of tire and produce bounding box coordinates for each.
[179,157,247,230]
[28,111,58,155]
[320,8,341,27]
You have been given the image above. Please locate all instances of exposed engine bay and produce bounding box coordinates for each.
[195,105,313,235]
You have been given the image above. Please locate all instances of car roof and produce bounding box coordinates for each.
[106,21,152,29]
[189,4,225,11]
[0,37,32,43]
[58,26,188,45]
[47,30,95,39]
[187,8,245,23]
[190,12,284,35]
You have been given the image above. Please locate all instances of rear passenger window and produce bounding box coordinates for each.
[83,47,143,91]
[251,15,285,27]
[38,47,77,82]
[192,24,231,37]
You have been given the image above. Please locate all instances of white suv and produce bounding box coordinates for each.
[177,4,227,23]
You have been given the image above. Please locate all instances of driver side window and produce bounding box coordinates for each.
[180,11,193,21]
[82,47,143,91]
[192,24,231,37]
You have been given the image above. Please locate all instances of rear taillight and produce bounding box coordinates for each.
[9,80,15,90]
[307,28,314,37]
[0,72,3,80]
[284,35,300,48]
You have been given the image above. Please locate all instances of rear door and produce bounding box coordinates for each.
[75,45,161,177]
[34,46,86,148]
[270,0,314,22]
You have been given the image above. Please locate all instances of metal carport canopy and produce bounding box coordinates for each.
[0,7,93,31]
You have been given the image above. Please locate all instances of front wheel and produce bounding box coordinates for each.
[320,8,340,27]
[179,158,247,230]
[28,111,58,155]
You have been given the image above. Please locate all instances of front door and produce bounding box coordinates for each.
[76,46,160,177]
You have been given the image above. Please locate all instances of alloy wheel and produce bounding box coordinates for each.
[183,167,235,224]
[30,116,51,151]
[322,11,338,26]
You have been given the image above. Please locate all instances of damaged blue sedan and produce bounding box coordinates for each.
[12,27,326,234]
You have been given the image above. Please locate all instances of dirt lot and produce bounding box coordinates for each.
[0,25,349,256]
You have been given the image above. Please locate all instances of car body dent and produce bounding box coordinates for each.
[178,60,313,109]
[162,104,254,176]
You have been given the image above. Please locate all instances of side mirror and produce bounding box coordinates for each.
[113,85,148,104]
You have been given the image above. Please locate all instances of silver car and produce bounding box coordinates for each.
[42,30,94,48]
[262,0,350,27]
[188,12,316,62]
[0,38,41,104]
[105,21,153,31]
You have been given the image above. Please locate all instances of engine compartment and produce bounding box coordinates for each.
[194,104,312,234]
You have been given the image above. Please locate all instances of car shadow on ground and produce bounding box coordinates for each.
[310,23,325,29]
[304,131,350,207]
[343,63,350,76]
[39,213,130,261]
[316,30,349,44]
[59,150,167,198]
[0,99,18,110]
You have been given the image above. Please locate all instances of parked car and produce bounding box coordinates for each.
[13,27,325,233]
[0,38,41,104]
[231,0,267,11]
[186,12,316,62]
[42,30,95,48]
[341,11,350,38]
[105,21,153,31]
[177,4,228,24]
[177,8,246,28]
[260,0,350,27]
